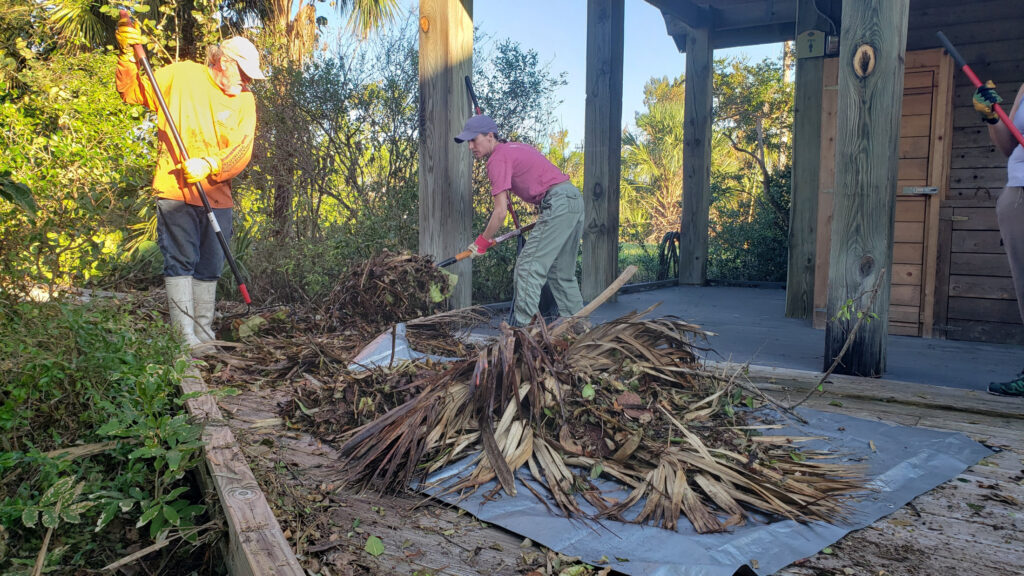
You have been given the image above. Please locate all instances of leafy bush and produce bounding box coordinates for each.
[708,167,791,283]
[0,295,215,573]
[0,51,155,294]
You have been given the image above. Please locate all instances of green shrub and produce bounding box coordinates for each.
[0,295,215,573]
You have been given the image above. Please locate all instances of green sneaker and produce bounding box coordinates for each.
[988,373,1024,397]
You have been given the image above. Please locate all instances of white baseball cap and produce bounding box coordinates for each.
[220,37,266,80]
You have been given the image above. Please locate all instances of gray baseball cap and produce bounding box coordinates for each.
[454,114,498,143]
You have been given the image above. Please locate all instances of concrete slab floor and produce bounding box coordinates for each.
[582,284,1024,393]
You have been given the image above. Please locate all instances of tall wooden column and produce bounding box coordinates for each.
[582,0,624,301]
[785,0,830,319]
[824,0,909,377]
[679,26,713,285]
[418,0,473,307]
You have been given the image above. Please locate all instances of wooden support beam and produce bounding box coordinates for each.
[785,0,830,319]
[824,0,909,377]
[582,0,624,302]
[679,26,713,285]
[418,0,473,308]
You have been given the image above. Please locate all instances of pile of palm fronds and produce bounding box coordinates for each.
[320,250,457,333]
[304,308,865,534]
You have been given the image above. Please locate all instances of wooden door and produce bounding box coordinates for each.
[813,48,954,337]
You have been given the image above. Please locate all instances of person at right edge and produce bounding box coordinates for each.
[114,16,264,351]
[975,79,1024,396]
[454,115,585,327]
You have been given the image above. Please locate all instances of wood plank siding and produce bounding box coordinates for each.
[906,0,1024,345]
[815,48,952,341]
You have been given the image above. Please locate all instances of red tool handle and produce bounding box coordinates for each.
[937,31,1024,149]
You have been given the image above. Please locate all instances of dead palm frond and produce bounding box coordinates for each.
[317,311,866,534]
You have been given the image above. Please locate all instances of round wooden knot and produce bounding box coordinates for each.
[853,44,875,78]
[419,16,430,32]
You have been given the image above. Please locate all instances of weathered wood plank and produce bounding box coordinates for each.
[933,206,953,337]
[895,221,925,243]
[785,0,829,320]
[895,197,926,221]
[948,296,1022,323]
[581,0,624,302]
[893,242,923,264]
[811,58,838,330]
[888,303,919,323]
[900,135,930,159]
[951,144,1008,169]
[901,113,932,137]
[951,206,999,230]
[891,283,922,307]
[950,252,1013,277]
[181,368,304,576]
[418,0,474,307]
[892,262,922,285]
[951,230,1006,254]
[679,24,713,285]
[946,319,1024,345]
[825,0,910,377]
[948,274,1016,299]
[708,360,1024,421]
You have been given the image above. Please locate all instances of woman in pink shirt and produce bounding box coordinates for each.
[454,115,585,326]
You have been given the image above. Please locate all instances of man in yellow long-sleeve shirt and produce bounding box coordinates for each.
[115,17,264,349]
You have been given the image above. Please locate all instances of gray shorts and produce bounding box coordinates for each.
[156,198,232,281]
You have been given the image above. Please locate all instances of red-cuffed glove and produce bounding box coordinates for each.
[467,235,496,258]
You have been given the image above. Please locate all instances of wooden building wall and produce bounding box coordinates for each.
[812,0,1024,345]
[907,0,1024,345]
[814,49,953,338]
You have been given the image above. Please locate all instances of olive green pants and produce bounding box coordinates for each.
[513,182,585,325]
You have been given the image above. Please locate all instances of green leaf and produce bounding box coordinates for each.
[21,507,39,528]
[96,502,119,531]
[41,508,59,528]
[0,171,37,217]
[822,546,833,555]
[165,449,183,471]
[581,383,595,400]
[364,535,385,556]
[162,504,180,526]
[589,462,604,479]
[137,502,161,527]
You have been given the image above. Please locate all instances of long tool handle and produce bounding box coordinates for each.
[937,31,1024,149]
[437,223,535,268]
[121,11,251,304]
[464,75,483,115]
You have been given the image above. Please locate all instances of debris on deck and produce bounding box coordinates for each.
[196,253,1014,575]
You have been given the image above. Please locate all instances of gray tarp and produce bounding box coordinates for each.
[419,407,991,576]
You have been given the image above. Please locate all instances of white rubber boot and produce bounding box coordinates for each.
[164,276,202,348]
[192,280,218,343]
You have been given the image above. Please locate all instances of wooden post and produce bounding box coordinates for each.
[582,0,624,302]
[785,0,829,319]
[824,0,909,377]
[679,26,713,285]
[419,0,473,308]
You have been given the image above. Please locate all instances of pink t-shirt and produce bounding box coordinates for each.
[486,142,570,204]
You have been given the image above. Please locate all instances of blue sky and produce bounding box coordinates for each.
[472,0,784,146]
